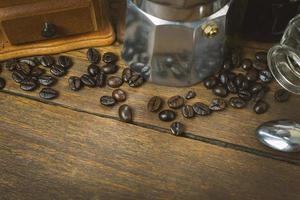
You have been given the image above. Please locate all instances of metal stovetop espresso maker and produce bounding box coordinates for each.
[122,0,231,87]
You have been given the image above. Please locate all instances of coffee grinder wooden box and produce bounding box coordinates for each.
[0,0,115,61]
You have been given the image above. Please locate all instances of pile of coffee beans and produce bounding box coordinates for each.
[0,48,294,137]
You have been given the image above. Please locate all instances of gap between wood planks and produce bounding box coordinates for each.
[1,89,300,166]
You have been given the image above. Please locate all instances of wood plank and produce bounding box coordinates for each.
[1,92,300,200]
[1,44,300,163]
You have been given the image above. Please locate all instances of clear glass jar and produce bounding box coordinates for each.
[268,14,300,94]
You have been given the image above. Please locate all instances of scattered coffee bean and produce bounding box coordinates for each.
[193,102,211,116]
[253,60,267,71]
[223,59,233,71]
[87,48,100,64]
[213,85,228,97]
[229,97,247,109]
[18,63,32,75]
[253,100,269,114]
[274,89,290,102]
[245,69,259,82]
[103,63,119,74]
[128,74,144,87]
[38,75,56,86]
[159,110,176,122]
[170,122,185,136]
[112,89,127,102]
[39,55,54,68]
[219,72,229,85]
[240,58,253,71]
[227,72,236,80]
[226,79,238,94]
[58,56,73,69]
[204,76,218,89]
[50,65,67,77]
[103,52,118,63]
[209,98,227,111]
[31,67,45,77]
[100,96,117,107]
[147,96,164,112]
[234,74,244,88]
[81,74,96,87]
[181,105,195,118]
[185,90,196,100]
[122,68,133,82]
[119,104,133,123]
[250,83,264,94]
[12,70,26,83]
[68,76,82,91]
[0,77,6,89]
[19,58,37,67]
[168,95,184,109]
[20,80,38,91]
[39,88,58,100]
[87,64,100,76]
[238,90,252,101]
[107,76,123,88]
[255,51,268,63]
[252,90,266,102]
[259,70,273,83]
[95,70,106,87]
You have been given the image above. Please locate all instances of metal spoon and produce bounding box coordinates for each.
[256,120,300,153]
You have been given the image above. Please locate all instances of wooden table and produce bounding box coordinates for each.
[0,42,300,200]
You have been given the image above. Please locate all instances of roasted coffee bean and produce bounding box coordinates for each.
[274,89,290,102]
[170,122,185,136]
[168,95,184,109]
[39,88,58,100]
[31,67,45,77]
[95,70,106,87]
[204,76,218,89]
[193,102,211,116]
[122,68,133,82]
[107,76,123,88]
[231,50,241,67]
[253,101,269,114]
[19,58,37,67]
[245,69,259,82]
[87,64,100,76]
[255,51,268,63]
[68,76,82,91]
[253,60,267,71]
[81,74,96,87]
[227,72,237,80]
[58,56,73,69]
[4,59,18,71]
[103,52,118,63]
[20,80,38,91]
[112,89,127,102]
[159,110,176,122]
[38,75,56,86]
[39,55,54,68]
[219,72,229,85]
[222,59,233,71]
[87,48,100,64]
[238,90,252,101]
[103,63,119,74]
[147,96,164,112]
[128,74,144,87]
[119,104,133,123]
[0,77,6,89]
[250,83,264,94]
[229,97,247,109]
[12,70,26,83]
[185,90,196,100]
[50,65,67,77]
[240,58,253,71]
[259,70,273,83]
[18,63,32,75]
[234,74,244,88]
[100,96,117,107]
[227,79,238,94]
[213,85,228,97]
[252,90,266,102]
[209,98,227,111]
[181,105,195,118]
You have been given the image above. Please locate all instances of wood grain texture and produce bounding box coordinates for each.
[1,44,299,163]
[1,93,300,200]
